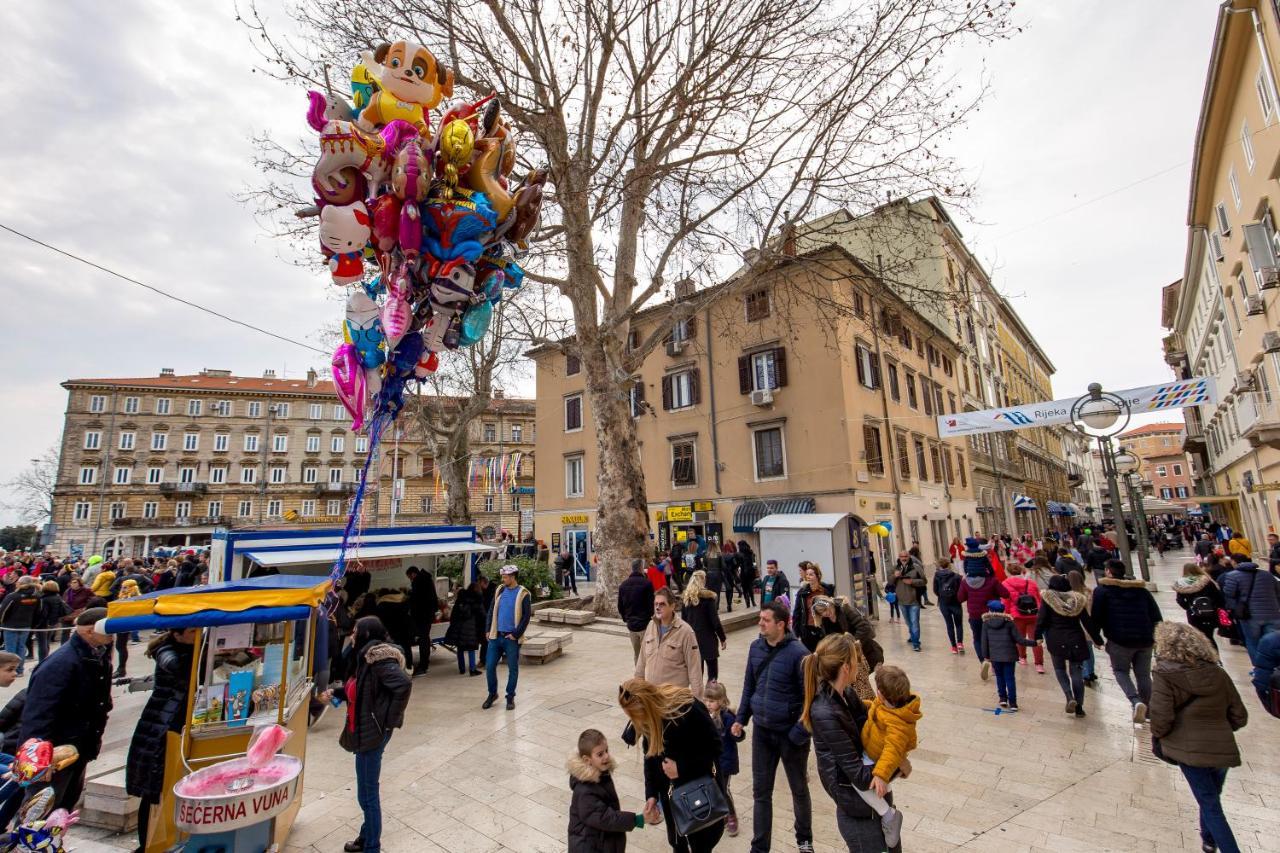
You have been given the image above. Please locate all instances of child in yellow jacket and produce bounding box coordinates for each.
[859,665,923,845]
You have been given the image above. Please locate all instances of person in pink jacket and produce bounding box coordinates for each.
[1003,564,1044,673]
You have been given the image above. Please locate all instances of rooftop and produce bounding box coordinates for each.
[1119,422,1186,439]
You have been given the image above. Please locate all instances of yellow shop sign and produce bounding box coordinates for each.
[692,501,714,512]
[561,514,590,525]
[666,505,694,522]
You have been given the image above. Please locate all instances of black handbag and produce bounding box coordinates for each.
[668,771,730,836]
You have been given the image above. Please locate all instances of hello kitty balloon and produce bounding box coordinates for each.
[319,202,371,286]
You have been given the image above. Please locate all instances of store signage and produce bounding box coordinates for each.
[1248,481,1280,492]
[347,557,402,572]
[938,377,1218,438]
[692,501,714,512]
[511,486,536,495]
[875,502,892,511]
[655,509,667,521]
[561,514,590,525]
[666,505,694,522]
[174,769,300,833]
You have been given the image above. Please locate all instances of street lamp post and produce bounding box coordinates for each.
[1070,383,1138,579]
[1114,449,1151,582]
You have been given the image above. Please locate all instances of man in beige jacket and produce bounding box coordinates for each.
[634,587,704,699]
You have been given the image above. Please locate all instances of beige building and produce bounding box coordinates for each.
[49,369,534,558]
[530,245,980,575]
[1118,423,1198,509]
[1165,0,1280,545]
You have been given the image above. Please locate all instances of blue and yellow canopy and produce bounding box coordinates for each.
[103,575,331,634]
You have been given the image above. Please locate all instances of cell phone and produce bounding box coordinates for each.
[330,696,342,707]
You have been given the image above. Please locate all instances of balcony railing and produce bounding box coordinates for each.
[160,482,209,495]
[315,482,356,496]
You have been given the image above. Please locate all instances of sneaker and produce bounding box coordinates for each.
[957,643,965,653]
[469,669,481,677]
[1007,705,1020,713]
[981,660,991,681]
[1035,664,1045,674]
[726,815,739,837]
[798,843,815,853]
[881,807,904,848]
[999,700,1009,709]
[1018,659,1027,666]
[950,646,958,655]
[1132,702,1147,725]
[1065,699,1078,715]
[482,694,498,709]
[913,645,921,652]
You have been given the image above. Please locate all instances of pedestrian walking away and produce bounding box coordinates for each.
[1220,553,1280,665]
[635,587,704,699]
[981,601,1038,711]
[732,602,814,853]
[1149,622,1248,853]
[406,565,443,675]
[482,564,533,710]
[126,627,197,852]
[1003,564,1045,673]
[737,541,759,608]
[618,678,726,852]
[800,633,903,852]
[618,559,657,662]
[1173,562,1226,650]
[443,581,485,676]
[1037,575,1103,717]
[328,617,412,853]
[1092,559,1162,724]
[957,567,1008,667]
[720,541,742,612]
[0,577,42,676]
[682,571,727,683]
[932,558,966,654]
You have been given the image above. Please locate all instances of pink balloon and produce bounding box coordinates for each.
[331,343,367,431]
[381,265,412,343]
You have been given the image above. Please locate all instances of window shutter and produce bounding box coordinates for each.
[774,347,788,387]
[738,356,751,394]
[1245,220,1280,269]
[869,352,881,389]
[634,380,646,405]
[855,346,867,387]
[690,368,702,406]
[686,317,697,339]
[662,375,673,411]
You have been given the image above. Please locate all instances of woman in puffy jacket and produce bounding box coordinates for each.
[444,581,485,676]
[1002,564,1044,673]
[1036,575,1103,717]
[801,633,902,852]
[1172,562,1226,650]
[330,616,412,853]
[680,572,726,683]
[126,628,197,851]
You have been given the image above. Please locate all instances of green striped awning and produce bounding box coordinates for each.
[732,497,816,532]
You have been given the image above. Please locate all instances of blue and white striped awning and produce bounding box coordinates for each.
[1046,500,1075,516]
[1012,493,1039,511]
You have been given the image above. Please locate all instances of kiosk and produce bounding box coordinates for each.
[103,576,330,853]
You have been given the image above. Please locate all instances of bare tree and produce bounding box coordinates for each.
[245,0,1015,612]
[4,446,58,527]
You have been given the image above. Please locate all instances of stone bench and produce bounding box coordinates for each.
[535,608,596,625]
[80,767,139,833]
[520,629,573,664]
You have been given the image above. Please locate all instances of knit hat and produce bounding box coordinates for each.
[965,537,981,551]
[987,600,1005,612]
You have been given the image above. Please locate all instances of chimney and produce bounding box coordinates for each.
[493,388,505,399]
[674,278,695,300]
[263,369,277,379]
[159,368,174,377]
[306,368,318,388]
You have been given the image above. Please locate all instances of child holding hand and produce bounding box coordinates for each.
[567,728,659,852]
[860,665,923,846]
[704,681,745,836]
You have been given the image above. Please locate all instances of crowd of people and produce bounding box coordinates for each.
[583,521,1279,853]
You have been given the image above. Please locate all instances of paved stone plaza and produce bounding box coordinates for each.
[39,552,1280,852]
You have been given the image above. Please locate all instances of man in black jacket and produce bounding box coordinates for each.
[616,559,654,662]
[405,566,440,676]
[1092,560,1162,725]
[19,608,113,811]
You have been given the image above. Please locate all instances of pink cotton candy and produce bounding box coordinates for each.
[246,724,290,769]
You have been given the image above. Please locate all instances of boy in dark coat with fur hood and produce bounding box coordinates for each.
[567,729,658,852]
[981,601,1038,711]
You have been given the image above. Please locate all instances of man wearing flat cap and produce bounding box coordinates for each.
[481,565,531,711]
[19,607,114,810]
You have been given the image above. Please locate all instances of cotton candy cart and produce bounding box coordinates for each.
[103,576,330,853]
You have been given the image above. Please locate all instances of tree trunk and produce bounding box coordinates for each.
[580,337,649,617]
[440,433,473,527]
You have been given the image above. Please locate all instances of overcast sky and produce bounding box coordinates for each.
[0,1,1219,525]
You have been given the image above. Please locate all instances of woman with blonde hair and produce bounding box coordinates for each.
[1149,622,1247,853]
[800,633,902,851]
[1172,561,1226,650]
[617,677,724,852]
[681,571,726,683]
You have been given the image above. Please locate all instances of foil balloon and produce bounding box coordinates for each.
[307,92,416,193]
[380,265,413,344]
[356,41,454,138]
[331,343,368,431]
[319,202,370,285]
[458,300,492,346]
[343,291,385,368]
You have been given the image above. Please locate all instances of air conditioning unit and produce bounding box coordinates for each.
[1263,330,1280,353]
[1261,267,1280,289]
[1246,294,1266,315]
[1233,372,1256,395]
[749,388,774,407]
[666,339,685,356]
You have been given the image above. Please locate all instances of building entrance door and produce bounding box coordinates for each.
[567,529,592,580]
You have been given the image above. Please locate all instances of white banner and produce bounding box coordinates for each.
[937,377,1216,438]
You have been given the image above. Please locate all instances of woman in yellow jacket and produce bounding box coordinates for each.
[1226,532,1253,559]
[90,568,117,599]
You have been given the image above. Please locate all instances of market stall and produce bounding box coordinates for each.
[103,576,330,853]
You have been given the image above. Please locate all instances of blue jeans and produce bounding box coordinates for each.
[3,630,30,673]
[1083,645,1096,680]
[968,616,986,661]
[456,649,476,673]
[939,601,964,647]
[484,636,520,699]
[355,737,390,852]
[902,604,921,648]
[1239,618,1280,667]
[992,661,1017,706]
[1179,765,1240,853]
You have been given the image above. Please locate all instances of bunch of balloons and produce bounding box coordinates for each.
[867,521,893,538]
[306,39,547,433]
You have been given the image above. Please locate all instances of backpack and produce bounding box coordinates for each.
[1011,578,1038,616]
[684,553,697,570]
[936,572,961,601]
[1186,594,1218,627]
